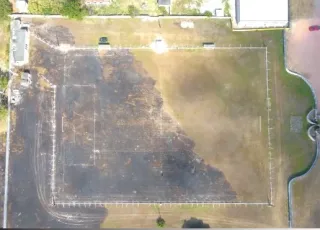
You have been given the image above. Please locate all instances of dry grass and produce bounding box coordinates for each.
[25,18,315,227]
[36,66,48,75]
[27,18,264,47]
[0,21,10,69]
[101,204,278,228]
[133,49,269,201]
[38,77,51,90]
[0,116,7,134]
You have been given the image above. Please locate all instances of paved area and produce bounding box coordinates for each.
[286,0,320,109]
[286,0,320,227]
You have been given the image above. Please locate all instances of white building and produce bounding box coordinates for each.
[235,0,288,28]
[15,0,28,13]
[12,19,30,66]
[84,0,111,5]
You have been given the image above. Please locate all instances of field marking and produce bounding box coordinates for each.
[259,115,262,133]
[54,201,270,208]
[48,47,273,205]
[265,47,274,206]
[62,116,64,133]
[50,85,57,201]
[93,90,96,166]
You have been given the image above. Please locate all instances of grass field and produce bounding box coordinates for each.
[100,32,315,228]
[132,48,269,201]
[29,18,262,47]
[23,17,315,227]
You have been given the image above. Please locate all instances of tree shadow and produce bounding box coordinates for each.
[182,217,210,228]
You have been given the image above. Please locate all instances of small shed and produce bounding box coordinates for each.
[12,19,30,66]
[16,0,28,13]
[20,72,32,88]
[235,0,289,28]
[215,8,224,17]
[84,0,111,5]
[157,0,171,6]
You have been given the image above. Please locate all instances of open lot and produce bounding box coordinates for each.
[7,18,315,228]
[30,41,269,204]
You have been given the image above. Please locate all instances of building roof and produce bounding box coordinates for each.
[236,0,288,23]
[15,0,28,13]
[21,73,31,87]
[13,27,28,63]
[158,0,171,6]
[85,0,111,4]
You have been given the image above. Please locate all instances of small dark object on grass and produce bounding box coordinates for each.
[99,37,109,45]
[182,217,210,228]
[156,216,165,228]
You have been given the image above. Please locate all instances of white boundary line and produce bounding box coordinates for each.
[50,85,57,201]
[3,19,15,228]
[54,201,270,207]
[93,88,96,166]
[48,47,273,206]
[265,47,273,206]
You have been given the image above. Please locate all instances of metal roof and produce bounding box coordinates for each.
[13,28,28,63]
[236,0,288,23]
[158,0,171,6]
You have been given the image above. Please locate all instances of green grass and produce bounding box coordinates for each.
[264,31,315,174]
[28,0,65,14]
[171,0,203,15]
[90,0,160,16]
[0,20,10,69]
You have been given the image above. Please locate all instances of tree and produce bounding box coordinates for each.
[128,5,139,18]
[203,11,212,17]
[0,0,12,22]
[0,75,8,91]
[158,6,168,16]
[61,0,88,20]
[156,216,165,228]
[222,0,230,16]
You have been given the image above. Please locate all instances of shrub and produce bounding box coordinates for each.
[28,0,63,14]
[128,5,139,17]
[204,10,212,17]
[0,105,7,121]
[0,75,8,91]
[61,0,88,20]
[158,6,168,15]
[156,217,165,228]
[0,0,12,22]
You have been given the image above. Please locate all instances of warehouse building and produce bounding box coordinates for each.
[234,0,289,28]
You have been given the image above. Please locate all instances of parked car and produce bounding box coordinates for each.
[309,25,320,31]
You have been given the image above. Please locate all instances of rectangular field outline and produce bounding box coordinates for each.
[48,46,274,207]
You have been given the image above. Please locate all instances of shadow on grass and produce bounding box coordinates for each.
[182,217,210,228]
